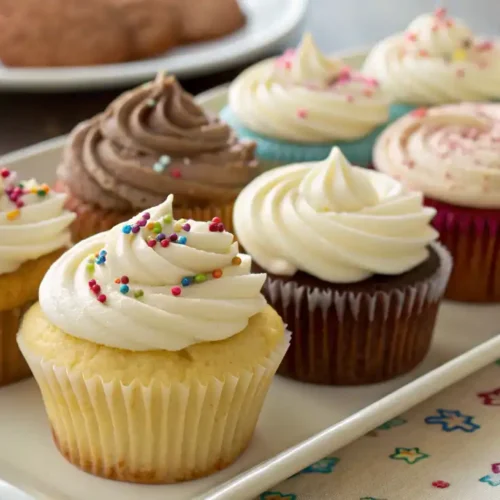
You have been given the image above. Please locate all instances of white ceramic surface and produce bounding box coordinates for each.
[0,0,307,92]
[1,52,500,500]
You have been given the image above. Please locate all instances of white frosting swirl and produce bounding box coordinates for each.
[363,10,500,105]
[228,33,389,142]
[233,147,438,283]
[374,102,500,208]
[40,195,267,351]
[0,170,75,275]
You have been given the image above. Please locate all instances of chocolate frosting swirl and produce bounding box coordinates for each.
[59,74,259,211]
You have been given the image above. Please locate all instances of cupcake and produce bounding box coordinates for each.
[374,102,500,302]
[363,8,500,120]
[233,147,452,385]
[17,195,289,483]
[220,33,389,167]
[56,73,259,242]
[0,168,75,386]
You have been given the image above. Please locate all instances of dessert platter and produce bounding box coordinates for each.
[0,0,308,91]
[1,8,500,500]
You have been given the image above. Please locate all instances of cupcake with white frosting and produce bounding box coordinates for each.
[220,33,389,166]
[374,102,500,302]
[17,195,289,483]
[363,8,500,119]
[0,168,75,386]
[233,147,452,385]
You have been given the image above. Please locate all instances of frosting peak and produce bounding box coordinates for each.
[40,195,267,351]
[59,73,259,211]
[233,148,438,283]
[0,169,75,275]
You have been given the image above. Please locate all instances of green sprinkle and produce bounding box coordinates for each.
[194,274,207,284]
[86,262,95,274]
[152,222,162,234]
[134,290,144,299]
[153,163,165,173]
[163,215,172,224]
[37,189,47,197]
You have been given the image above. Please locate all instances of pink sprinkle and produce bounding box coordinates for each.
[147,239,157,248]
[456,68,465,78]
[170,168,182,179]
[97,294,107,303]
[346,95,354,103]
[297,108,308,119]
[406,32,417,42]
[492,463,500,474]
[432,481,450,489]
[411,107,428,118]
[171,286,182,297]
[435,7,447,19]
[477,41,493,52]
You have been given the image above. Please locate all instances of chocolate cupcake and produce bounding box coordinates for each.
[233,147,452,385]
[57,73,259,242]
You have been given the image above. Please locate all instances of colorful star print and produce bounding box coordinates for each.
[478,388,500,406]
[377,417,407,431]
[425,409,480,432]
[479,463,500,487]
[260,492,297,500]
[390,447,430,464]
[301,457,340,474]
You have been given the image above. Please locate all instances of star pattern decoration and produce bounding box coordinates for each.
[478,388,500,406]
[425,409,480,432]
[260,492,297,500]
[479,463,500,487]
[377,417,407,431]
[389,447,430,465]
[301,457,340,474]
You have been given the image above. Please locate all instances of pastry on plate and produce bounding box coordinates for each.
[0,0,245,67]
[363,8,500,120]
[220,33,390,167]
[18,195,289,483]
[56,73,259,242]
[233,147,452,385]
[0,168,75,386]
[374,102,500,302]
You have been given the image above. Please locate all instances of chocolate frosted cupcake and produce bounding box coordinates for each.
[57,73,259,242]
[233,147,452,385]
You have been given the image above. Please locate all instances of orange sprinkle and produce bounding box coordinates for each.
[114,278,121,284]
[41,183,50,193]
[212,269,223,279]
[146,222,155,230]
[6,209,20,221]
[232,256,242,266]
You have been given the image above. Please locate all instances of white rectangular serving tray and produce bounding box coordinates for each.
[2,62,500,499]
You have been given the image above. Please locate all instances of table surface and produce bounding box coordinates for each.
[2,0,500,155]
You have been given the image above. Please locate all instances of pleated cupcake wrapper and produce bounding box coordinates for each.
[18,331,290,484]
[58,185,237,243]
[264,243,452,386]
[0,303,33,387]
[429,199,500,302]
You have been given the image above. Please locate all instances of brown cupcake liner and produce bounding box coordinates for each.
[427,197,500,302]
[263,243,452,386]
[0,304,33,387]
[56,183,236,243]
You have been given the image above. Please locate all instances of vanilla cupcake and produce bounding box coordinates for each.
[0,168,75,386]
[374,102,500,302]
[363,8,500,119]
[221,33,389,167]
[17,195,289,483]
[233,148,451,385]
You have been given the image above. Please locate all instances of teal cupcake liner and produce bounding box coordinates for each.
[220,106,386,167]
[389,103,418,121]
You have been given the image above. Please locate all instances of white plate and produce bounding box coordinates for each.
[2,50,500,500]
[0,0,307,92]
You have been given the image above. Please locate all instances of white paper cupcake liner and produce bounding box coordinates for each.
[264,242,452,385]
[18,331,290,484]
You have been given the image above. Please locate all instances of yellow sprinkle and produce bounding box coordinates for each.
[6,209,20,221]
[452,48,467,62]
[174,222,182,232]
[30,187,38,194]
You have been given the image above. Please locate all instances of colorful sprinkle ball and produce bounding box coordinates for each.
[171,286,182,296]
[134,289,144,299]
[163,214,172,224]
[152,156,171,173]
[178,236,187,245]
[212,269,223,279]
[181,277,192,287]
[194,274,207,284]
[122,224,132,234]
[120,284,130,294]
[160,239,170,248]
[97,294,107,303]
[147,239,157,248]
[170,168,182,179]
[0,168,10,178]
[182,223,191,232]
[169,233,178,242]
[208,216,225,232]
[95,250,107,265]
[232,256,242,266]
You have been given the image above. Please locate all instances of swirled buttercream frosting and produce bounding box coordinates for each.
[58,73,259,211]
[374,102,500,208]
[233,147,438,283]
[228,33,389,143]
[39,195,267,351]
[0,168,75,275]
[363,9,500,105]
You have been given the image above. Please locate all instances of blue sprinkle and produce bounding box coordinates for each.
[156,233,166,242]
[178,236,187,245]
[153,162,165,173]
[181,277,192,287]
[100,250,107,256]
[159,155,171,166]
[120,284,130,294]
[96,256,106,265]
[122,225,132,234]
